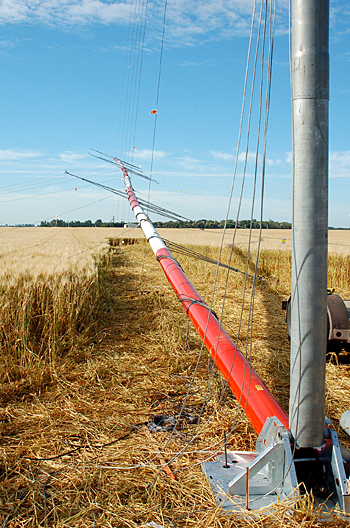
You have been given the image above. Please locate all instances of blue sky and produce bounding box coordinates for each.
[0,0,350,227]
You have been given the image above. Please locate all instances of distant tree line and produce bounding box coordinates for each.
[40,218,292,229]
[153,219,292,229]
[40,219,124,228]
[0,223,35,227]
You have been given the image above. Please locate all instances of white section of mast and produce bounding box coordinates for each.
[123,171,167,255]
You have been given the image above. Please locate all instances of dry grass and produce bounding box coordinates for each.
[1,232,350,527]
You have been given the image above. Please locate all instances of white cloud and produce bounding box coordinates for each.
[163,0,255,45]
[0,0,132,26]
[174,155,204,170]
[331,4,350,39]
[132,149,169,161]
[0,0,289,44]
[210,150,234,162]
[163,0,289,45]
[211,150,283,167]
[179,58,216,67]
[238,152,256,164]
[60,151,89,163]
[211,151,266,164]
[0,149,42,161]
[266,157,281,167]
[330,151,350,178]
[0,39,16,48]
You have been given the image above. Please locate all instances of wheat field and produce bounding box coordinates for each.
[1,227,350,527]
[0,226,349,278]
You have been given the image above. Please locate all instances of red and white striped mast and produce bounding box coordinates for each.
[118,157,288,434]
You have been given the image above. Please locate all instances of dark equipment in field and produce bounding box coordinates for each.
[283,291,350,354]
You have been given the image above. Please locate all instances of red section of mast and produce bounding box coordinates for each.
[156,247,289,434]
[124,182,289,435]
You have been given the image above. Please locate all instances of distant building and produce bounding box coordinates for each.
[124,223,139,228]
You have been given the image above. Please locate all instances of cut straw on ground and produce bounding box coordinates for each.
[1,235,350,527]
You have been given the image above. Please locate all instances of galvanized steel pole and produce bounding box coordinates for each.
[290,0,329,447]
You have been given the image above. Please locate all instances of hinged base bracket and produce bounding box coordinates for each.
[202,417,350,513]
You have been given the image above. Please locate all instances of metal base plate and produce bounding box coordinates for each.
[202,418,350,514]
[202,451,281,511]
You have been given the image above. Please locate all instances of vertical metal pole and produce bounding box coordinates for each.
[290,0,329,447]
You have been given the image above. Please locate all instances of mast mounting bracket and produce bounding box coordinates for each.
[202,417,350,513]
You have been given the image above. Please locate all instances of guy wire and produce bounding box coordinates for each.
[147,0,168,211]
[119,0,141,158]
[125,0,148,158]
[116,0,135,157]
[147,1,265,463]
[192,0,265,435]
